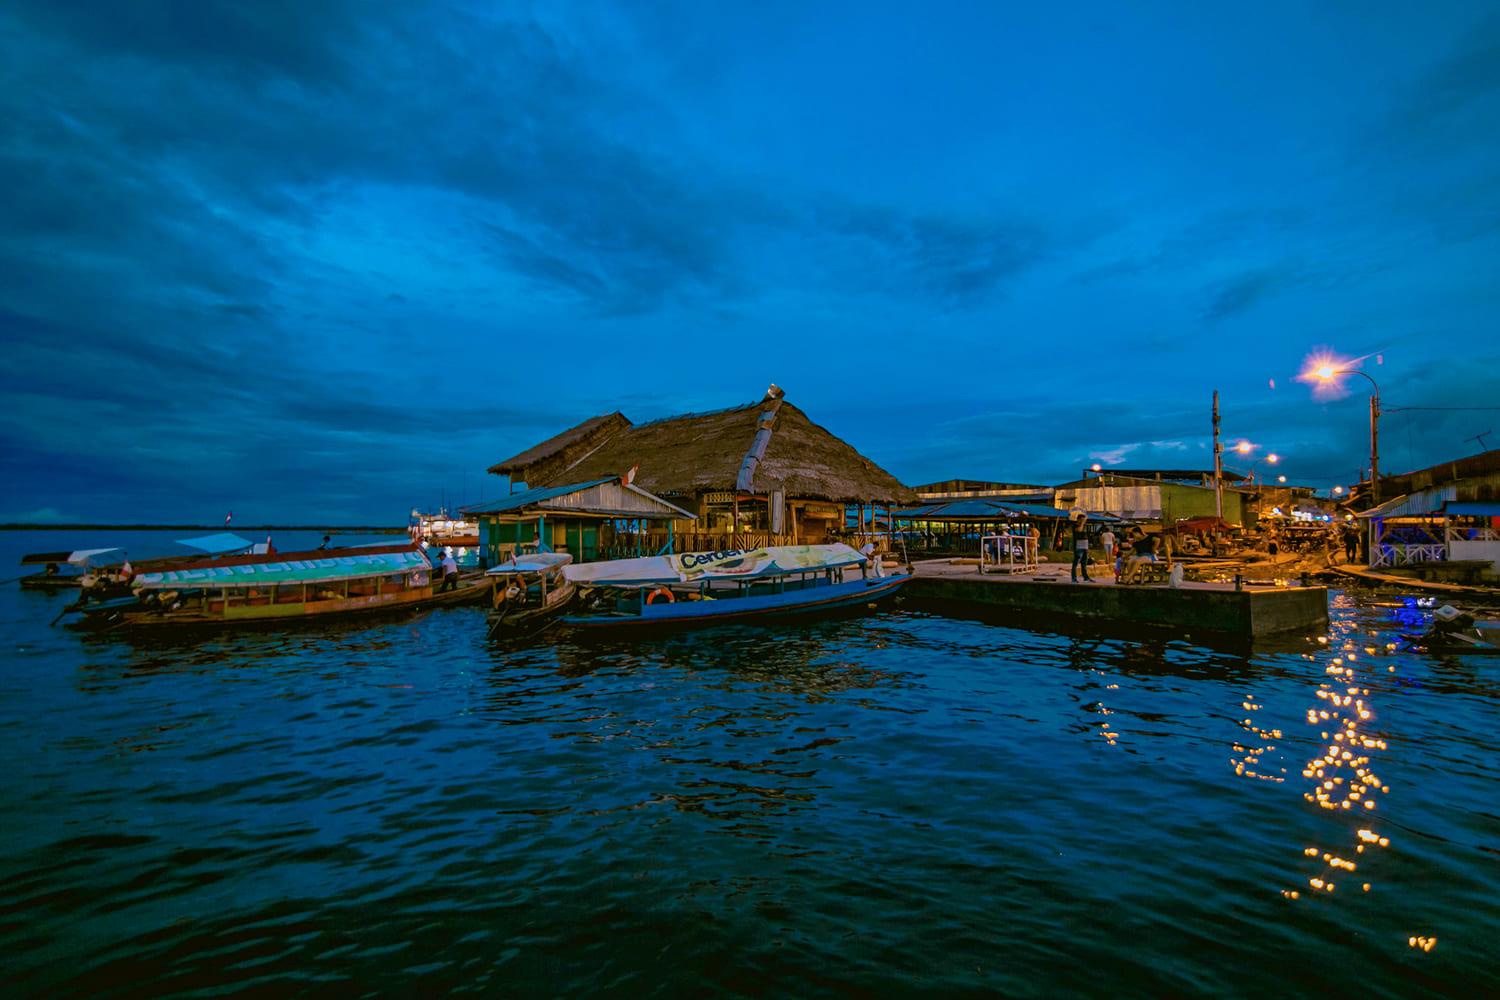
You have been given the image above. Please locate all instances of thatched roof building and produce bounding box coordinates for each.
[488,385,915,545]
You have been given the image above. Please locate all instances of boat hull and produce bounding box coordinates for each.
[560,574,910,630]
[487,581,578,637]
[72,578,491,630]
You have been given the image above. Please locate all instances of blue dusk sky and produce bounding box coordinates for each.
[3,1,1498,525]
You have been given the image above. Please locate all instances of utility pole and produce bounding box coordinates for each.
[1212,392,1223,520]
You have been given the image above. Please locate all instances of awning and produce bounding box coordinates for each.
[1446,502,1500,517]
[1357,488,1455,519]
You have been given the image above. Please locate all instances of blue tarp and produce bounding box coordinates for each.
[175,533,256,554]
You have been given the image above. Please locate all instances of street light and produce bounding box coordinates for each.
[1232,442,1280,486]
[1313,365,1381,505]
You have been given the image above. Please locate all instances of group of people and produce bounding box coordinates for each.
[1069,514,1162,584]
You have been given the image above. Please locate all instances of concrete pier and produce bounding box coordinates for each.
[902,559,1328,637]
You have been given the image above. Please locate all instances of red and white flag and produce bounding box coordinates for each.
[623,464,639,485]
[225,511,232,525]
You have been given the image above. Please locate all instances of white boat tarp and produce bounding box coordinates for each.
[487,552,573,575]
[68,547,124,564]
[564,544,867,587]
[135,549,431,589]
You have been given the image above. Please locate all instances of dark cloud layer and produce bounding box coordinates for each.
[2,2,1497,522]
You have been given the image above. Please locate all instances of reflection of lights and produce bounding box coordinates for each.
[1292,641,1395,903]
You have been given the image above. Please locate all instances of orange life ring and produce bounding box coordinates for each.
[647,587,675,605]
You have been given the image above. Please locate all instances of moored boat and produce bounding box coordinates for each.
[1402,604,1500,652]
[558,543,909,631]
[16,548,123,591]
[59,543,491,630]
[486,551,576,637]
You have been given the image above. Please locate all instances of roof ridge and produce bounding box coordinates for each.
[633,400,760,429]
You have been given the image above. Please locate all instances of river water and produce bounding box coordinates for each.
[1,529,1495,998]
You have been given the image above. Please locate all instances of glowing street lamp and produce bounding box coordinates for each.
[1232,442,1280,486]
[1313,365,1381,505]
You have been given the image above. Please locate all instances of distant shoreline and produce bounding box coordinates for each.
[0,525,406,532]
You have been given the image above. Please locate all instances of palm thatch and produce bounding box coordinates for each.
[487,412,630,488]
[494,389,915,504]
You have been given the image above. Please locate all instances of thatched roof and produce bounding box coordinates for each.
[487,412,630,486]
[494,389,915,504]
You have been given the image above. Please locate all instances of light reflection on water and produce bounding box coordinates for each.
[2,531,1498,998]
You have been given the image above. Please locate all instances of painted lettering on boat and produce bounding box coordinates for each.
[678,550,749,571]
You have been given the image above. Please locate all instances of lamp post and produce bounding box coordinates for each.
[1314,366,1380,506]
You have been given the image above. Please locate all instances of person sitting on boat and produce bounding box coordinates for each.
[440,549,459,591]
[317,535,332,550]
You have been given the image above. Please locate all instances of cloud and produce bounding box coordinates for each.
[816,202,1054,307]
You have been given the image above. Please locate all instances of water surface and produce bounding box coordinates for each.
[1,530,1495,998]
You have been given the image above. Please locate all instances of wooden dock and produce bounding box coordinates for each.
[901,558,1328,637]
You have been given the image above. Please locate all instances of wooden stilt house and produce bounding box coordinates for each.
[486,385,915,553]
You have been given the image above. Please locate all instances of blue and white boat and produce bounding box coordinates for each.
[558,543,909,631]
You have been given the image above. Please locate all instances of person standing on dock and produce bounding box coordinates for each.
[1100,527,1116,572]
[1070,514,1092,583]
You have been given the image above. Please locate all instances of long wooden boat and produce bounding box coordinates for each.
[486,552,576,637]
[60,543,491,630]
[558,543,910,631]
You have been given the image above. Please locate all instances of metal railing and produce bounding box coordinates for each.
[1372,542,1446,568]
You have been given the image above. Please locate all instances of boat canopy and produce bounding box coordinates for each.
[68,547,125,564]
[486,552,573,575]
[565,543,866,587]
[134,548,430,590]
[19,547,123,566]
[175,532,256,554]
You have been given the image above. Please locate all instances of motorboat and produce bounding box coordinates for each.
[486,551,575,637]
[558,543,909,631]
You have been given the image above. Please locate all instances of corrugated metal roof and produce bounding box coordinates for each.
[893,499,1077,521]
[136,549,430,589]
[461,480,615,514]
[1357,486,1456,519]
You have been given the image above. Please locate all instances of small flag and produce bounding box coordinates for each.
[623,463,639,485]
[225,510,232,525]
